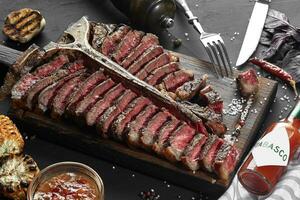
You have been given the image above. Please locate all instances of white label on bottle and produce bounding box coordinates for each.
[252,126,290,167]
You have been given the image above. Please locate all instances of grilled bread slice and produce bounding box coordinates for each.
[0,115,24,159]
[3,8,46,43]
[0,155,39,200]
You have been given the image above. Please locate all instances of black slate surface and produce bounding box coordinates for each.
[0,0,300,199]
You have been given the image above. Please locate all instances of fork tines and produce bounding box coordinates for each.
[202,34,233,78]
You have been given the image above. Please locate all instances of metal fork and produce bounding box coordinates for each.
[175,0,233,78]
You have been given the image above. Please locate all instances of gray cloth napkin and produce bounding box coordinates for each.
[219,149,300,200]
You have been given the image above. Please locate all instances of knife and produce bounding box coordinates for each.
[236,0,271,67]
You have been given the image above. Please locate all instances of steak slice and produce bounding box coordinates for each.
[11,73,39,100]
[176,75,208,101]
[101,25,130,56]
[112,97,151,140]
[163,123,196,162]
[74,79,115,117]
[198,85,223,114]
[11,55,70,100]
[112,30,144,64]
[152,118,180,155]
[96,90,137,137]
[51,74,86,118]
[66,70,107,113]
[140,111,171,150]
[127,46,164,74]
[213,142,240,180]
[121,33,159,68]
[136,53,174,80]
[146,62,179,86]
[126,105,158,147]
[32,55,69,77]
[37,71,85,113]
[85,83,125,126]
[159,70,194,92]
[199,134,224,172]
[181,134,207,171]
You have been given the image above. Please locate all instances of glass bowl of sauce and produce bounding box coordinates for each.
[27,162,104,200]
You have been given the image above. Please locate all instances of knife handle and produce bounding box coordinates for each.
[0,44,22,67]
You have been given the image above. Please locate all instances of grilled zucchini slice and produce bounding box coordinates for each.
[3,8,46,43]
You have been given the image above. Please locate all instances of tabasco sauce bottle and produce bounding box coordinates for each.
[238,99,300,196]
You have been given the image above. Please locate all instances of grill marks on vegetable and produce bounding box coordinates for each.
[10,24,240,180]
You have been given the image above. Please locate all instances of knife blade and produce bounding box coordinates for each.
[236,0,271,67]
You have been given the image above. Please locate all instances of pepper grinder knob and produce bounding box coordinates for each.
[160,16,174,29]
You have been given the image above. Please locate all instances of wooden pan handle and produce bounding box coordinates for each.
[0,44,22,66]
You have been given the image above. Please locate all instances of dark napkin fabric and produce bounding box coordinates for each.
[257,9,300,83]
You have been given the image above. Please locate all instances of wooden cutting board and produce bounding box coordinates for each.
[8,52,277,198]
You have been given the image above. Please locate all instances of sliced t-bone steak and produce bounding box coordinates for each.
[66,70,107,113]
[112,97,151,140]
[213,142,240,180]
[74,78,115,117]
[101,25,130,56]
[136,53,175,80]
[163,123,196,162]
[126,105,158,147]
[112,30,144,64]
[121,33,159,68]
[85,83,125,126]
[37,70,86,113]
[146,62,179,86]
[140,111,172,150]
[199,134,224,172]
[33,55,69,77]
[152,118,180,155]
[181,134,207,171]
[127,46,164,74]
[96,90,137,137]
[11,55,70,100]
[51,74,86,118]
[159,69,194,92]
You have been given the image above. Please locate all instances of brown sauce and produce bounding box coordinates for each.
[33,172,99,200]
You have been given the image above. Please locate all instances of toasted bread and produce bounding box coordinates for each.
[3,8,46,43]
[0,115,24,159]
[0,155,39,200]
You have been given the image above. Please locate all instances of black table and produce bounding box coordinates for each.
[0,0,300,199]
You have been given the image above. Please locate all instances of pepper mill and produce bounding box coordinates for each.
[110,0,176,32]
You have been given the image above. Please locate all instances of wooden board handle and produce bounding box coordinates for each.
[0,44,22,66]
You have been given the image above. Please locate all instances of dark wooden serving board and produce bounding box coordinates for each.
[8,52,277,198]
